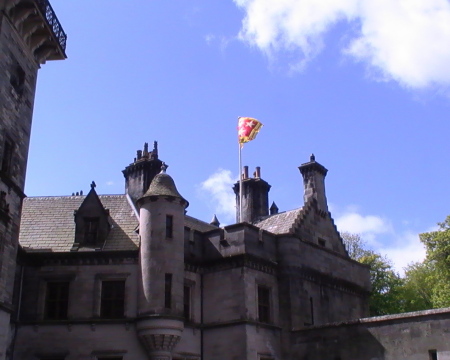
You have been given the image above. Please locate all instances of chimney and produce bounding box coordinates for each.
[233,166,271,223]
[122,142,163,205]
[298,154,329,212]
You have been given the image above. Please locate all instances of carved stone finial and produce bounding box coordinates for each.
[310,153,315,162]
[160,162,167,173]
[91,181,96,189]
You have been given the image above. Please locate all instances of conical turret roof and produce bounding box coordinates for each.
[139,164,188,208]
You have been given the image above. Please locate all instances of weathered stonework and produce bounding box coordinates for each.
[0,0,66,358]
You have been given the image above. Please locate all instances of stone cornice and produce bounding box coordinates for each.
[185,254,278,275]
[18,249,139,266]
[281,265,369,296]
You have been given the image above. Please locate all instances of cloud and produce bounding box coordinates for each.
[199,169,236,223]
[233,0,450,88]
[335,210,392,246]
[106,181,114,186]
[378,231,426,276]
[334,206,427,275]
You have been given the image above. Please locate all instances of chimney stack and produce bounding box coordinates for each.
[233,166,271,223]
[298,154,329,212]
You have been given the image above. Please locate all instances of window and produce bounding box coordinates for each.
[84,217,99,244]
[304,296,315,326]
[318,238,326,247]
[1,137,13,175]
[429,350,438,360]
[257,285,271,323]
[101,280,125,318]
[165,273,172,309]
[45,281,69,320]
[166,215,173,238]
[184,285,191,320]
[10,63,25,95]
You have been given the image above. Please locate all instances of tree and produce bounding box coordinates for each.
[400,262,435,311]
[419,216,450,307]
[341,232,371,260]
[358,252,404,316]
[341,232,405,316]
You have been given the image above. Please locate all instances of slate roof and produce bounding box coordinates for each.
[19,194,217,252]
[253,207,304,234]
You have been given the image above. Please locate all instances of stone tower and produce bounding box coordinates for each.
[0,1,66,359]
[122,141,163,205]
[136,164,188,360]
[233,166,271,223]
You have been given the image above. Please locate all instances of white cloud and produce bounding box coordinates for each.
[199,169,236,223]
[233,0,450,88]
[335,210,392,246]
[334,206,428,275]
[106,181,114,186]
[378,231,426,276]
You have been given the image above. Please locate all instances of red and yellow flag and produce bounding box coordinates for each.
[238,117,263,146]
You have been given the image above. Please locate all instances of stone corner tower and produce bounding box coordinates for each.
[0,1,66,359]
[136,164,188,360]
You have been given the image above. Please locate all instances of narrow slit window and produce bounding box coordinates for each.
[165,273,172,309]
[166,215,173,238]
[1,138,13,175]
[183,285,191,320]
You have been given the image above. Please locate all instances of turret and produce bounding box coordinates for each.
[233,166,271,223]
[299,154,329,212]
[136,163,188,360]
[122,141,163,205]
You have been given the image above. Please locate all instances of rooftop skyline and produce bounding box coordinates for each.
[27,0,450,274]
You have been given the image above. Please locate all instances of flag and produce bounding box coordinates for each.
[238,117,263,146]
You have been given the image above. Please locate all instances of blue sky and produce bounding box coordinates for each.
[28,0,450,273]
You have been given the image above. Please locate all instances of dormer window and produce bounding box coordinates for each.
[72,182,110,251]
[84,217,99,244]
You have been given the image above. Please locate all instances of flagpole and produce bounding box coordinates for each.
[238,142,243,223]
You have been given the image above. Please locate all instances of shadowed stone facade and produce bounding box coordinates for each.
[12,145,373,360]
[9,144,450,360]
[0,0,66,358]
[1,2,450,359]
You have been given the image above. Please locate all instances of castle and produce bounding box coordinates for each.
[1,1,450,360]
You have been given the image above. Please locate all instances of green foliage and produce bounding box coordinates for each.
[341,232,404,316]
[342,222,450,315]
[358,252,404,316]
[419,217,450,308]
[399,262,434,312]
